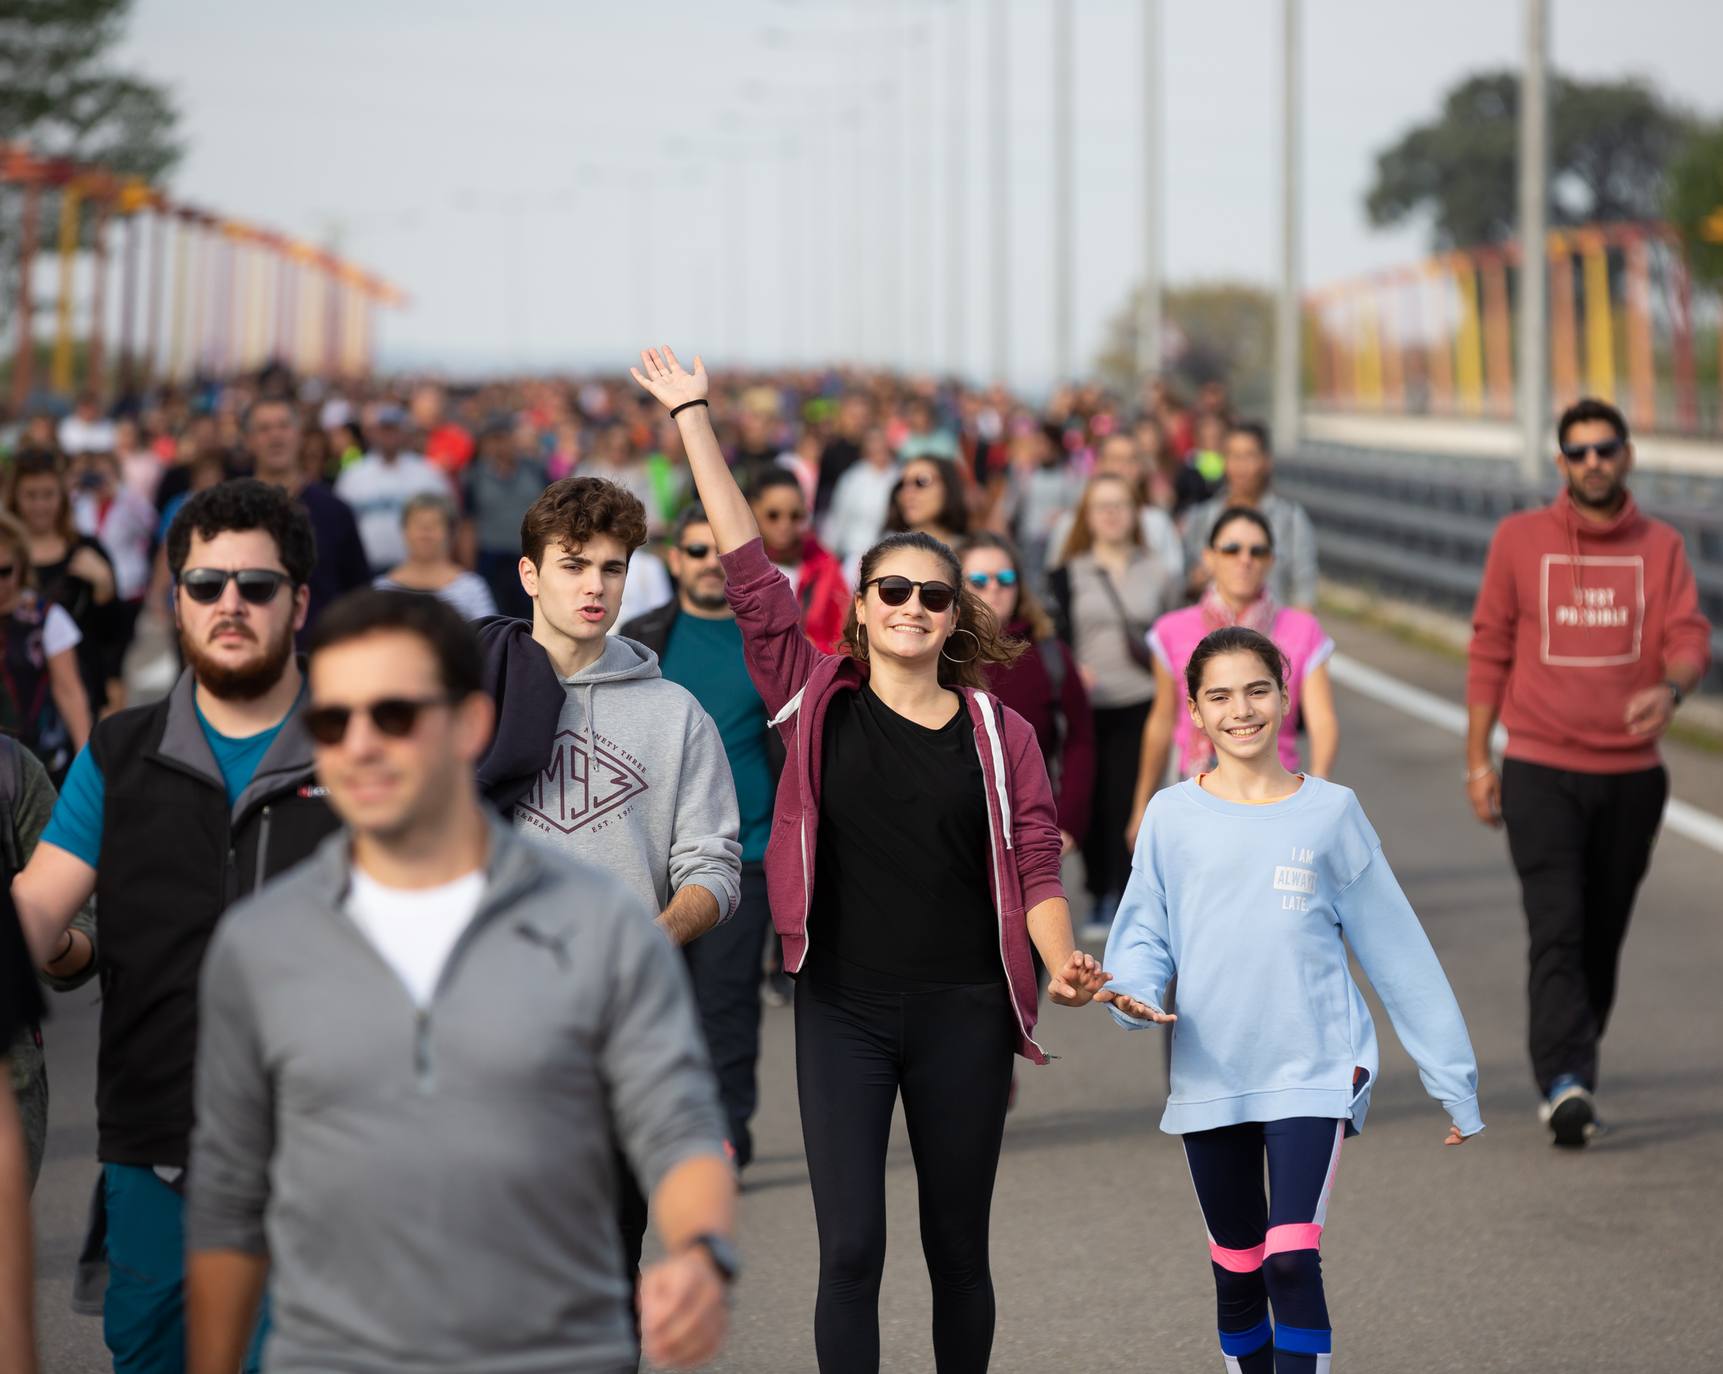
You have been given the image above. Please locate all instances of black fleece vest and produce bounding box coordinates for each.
[88,698,340,1168]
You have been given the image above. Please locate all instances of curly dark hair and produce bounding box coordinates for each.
[838,531,1023,691]
[165,478,316,585]
[520,476,648,566]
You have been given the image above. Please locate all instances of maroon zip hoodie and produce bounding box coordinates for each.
[1468,488,1712,773]
[720,538,1066,1063]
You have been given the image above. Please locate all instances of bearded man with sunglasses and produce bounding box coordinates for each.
[621,504,780,1172]
[12,479,339,1374]
[1467,397,1711,1148]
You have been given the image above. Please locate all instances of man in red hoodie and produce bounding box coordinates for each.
[1466,397,1712,1148]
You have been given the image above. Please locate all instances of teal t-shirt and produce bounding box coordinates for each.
[659,613,773,864]
[43,704,290,866]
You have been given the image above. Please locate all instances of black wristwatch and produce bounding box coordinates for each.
[1665,679,1685,708]
[685,1233,741,1286]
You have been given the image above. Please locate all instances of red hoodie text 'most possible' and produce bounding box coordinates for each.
[1467,489,1712,774]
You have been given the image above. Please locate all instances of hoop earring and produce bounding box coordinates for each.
[855,624,870,660]
[940,626,980,664]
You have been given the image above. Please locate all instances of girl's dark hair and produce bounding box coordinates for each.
[885,456,970,538]
[1184,626,1290,702]
[166,478,317,586]
[1207,505,1275,551]
[956,531,1056,643]
[839,531,1023,690]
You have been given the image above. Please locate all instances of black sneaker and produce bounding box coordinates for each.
[1539,1076,1597,1148]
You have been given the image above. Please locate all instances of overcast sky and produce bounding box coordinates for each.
[115,0,1723,387]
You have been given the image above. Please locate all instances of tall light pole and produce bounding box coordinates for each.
[1137,0,1163,384]
[1052,0,1074,383]
[946,0,968,378]
[989,0,1009,384]
[1516,0,1550,483]
[1273,0,1302,452]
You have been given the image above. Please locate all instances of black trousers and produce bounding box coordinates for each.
[795,961,1017,1374]
[683,861,772,1168]
[1083,699,1153,905]
[1500,759,1668,1095]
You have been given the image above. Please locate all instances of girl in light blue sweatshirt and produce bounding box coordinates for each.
[1101,626,1482,1373]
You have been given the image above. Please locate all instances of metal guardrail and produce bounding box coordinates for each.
[1280,440,1723,692]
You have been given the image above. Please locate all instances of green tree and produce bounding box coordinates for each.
[1366,71,1694,248]
[0,0,181,312]
[1665,120,1723,292]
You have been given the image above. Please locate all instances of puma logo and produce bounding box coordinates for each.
[514,922,574,971]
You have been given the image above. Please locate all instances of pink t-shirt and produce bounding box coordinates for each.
[1148,604,1335,777]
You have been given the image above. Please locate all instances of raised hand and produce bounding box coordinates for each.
[1095,989,1177,1024]
[1047,950,1112,1008]
[630,345,708,413]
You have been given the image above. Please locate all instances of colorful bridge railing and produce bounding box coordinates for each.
[2,143,407,410]
[1304,221,1717,437]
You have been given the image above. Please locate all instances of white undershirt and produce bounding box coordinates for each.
[345,868,486,1007]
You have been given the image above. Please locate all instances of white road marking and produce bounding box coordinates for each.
[1327,652,1723,858]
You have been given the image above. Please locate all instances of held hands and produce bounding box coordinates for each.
[1094,990,1177,1024]
[631,346,709,413]
[639,1246,729,1370]
[1046,950,1112,1008]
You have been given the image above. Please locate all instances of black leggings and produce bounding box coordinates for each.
[1083,699,1153,904]
[795,959,1017,1374]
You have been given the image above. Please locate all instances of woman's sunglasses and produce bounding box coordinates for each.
[896,474,938,491]
[866,575,957,613]
[965,570,1018,589]
[304,695,455,746]
[1214,543,1272,560]
[179,568,291,605]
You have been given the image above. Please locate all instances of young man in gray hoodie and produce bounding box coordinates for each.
[473,474,742,1281]
[186,590,737,1374]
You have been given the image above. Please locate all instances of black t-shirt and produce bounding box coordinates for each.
[809,685,1001,985]
[815,437,862,515]
[0,888,43,1048]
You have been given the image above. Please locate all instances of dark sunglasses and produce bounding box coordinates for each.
[678,542,715,560]
[866,575,956,613]
[965,569,1018,589]
[304,695,455,746]
[179,568,292,605]
[0,564,15,579]
[758,508,807,524]
[1559,438,1624,462]
[1215,543,1272,559]
[896,473,938,491]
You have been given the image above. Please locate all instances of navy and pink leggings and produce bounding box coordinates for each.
[1182,1115,1346,1373]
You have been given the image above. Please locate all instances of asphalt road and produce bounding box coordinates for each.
[31,616,1723,1372]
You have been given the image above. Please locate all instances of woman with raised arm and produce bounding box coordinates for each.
[633,347,1109,1374]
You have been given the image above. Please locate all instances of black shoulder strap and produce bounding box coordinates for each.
[1036,636,1065,697]
[0,737,23,878]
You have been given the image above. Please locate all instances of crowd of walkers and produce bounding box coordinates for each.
[0,350,1708,1374]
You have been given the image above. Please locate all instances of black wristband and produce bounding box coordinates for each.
[669,399,710,419]
[55,929,74,964]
